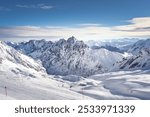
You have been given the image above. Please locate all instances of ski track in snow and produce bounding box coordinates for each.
[0,66,150,100]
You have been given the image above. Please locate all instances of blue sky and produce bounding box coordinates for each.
[0,0,150,41]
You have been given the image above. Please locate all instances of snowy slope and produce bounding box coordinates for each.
[114,54,150,70]
[8,37,124,77]
[0,41,46,75]
[0,72,94,100]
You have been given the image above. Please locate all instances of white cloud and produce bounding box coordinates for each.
[39,5,53,10]
[78,23,102,27]
[0,17,150,42]
[0,26,119,41]
[16,4,53,10]
[114,17,150,31]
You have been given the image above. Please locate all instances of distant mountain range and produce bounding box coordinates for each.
[5,37,150,76]
[85,38,141,50]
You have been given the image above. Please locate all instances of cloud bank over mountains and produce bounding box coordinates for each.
[0,17,150,42]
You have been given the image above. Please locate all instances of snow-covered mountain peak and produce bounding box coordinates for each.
[55,37,88,50]
[67,36,77,44]
[55,38,66,45]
